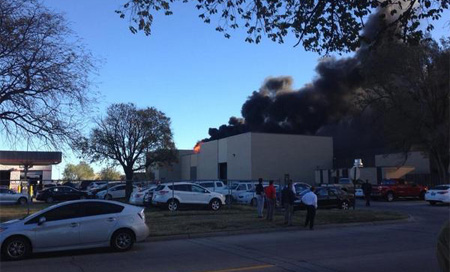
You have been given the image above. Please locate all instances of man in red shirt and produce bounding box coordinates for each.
[265,180,276,221]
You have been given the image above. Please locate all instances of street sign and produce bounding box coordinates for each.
[349,166,360,180]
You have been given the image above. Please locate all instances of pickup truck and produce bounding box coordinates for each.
[371,179,428,202]
[195,180,233,203]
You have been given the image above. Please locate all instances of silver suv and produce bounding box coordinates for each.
[152,182,226,211]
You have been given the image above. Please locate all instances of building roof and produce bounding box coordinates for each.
[0,151,62,165]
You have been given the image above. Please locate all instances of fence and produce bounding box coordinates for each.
[404,174,445,188]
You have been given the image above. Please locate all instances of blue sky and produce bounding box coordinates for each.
[2,1,449,178]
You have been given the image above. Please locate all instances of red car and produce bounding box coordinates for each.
[371,179,428,202]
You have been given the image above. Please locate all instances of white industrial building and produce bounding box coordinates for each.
[150,132,333,183]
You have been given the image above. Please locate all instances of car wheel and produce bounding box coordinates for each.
[250,198,257,207]
[340,201,350,210]
[167,199,179,211]
[386,192,395,202]
[111,229,134,252]
[104,194,112,200]
[1,236,32,261]
[17,197,27,205]
[429,201,436,206]
[46,197,53,203]
[210,198,221,211]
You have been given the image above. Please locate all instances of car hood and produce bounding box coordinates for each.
[0,219,22,228]
[211,192,225,198]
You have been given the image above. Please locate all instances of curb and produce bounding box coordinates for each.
[145,215,413,242]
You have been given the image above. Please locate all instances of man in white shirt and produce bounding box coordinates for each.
[301,186,318,230]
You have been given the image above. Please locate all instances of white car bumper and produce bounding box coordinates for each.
[425,192,450,203]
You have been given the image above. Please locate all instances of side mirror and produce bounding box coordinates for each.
[204,189,209,194]
[38,217,46,226]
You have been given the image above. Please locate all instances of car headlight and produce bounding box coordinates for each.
[0,227,8,233]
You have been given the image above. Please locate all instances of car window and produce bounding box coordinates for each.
[216,182,223,187]
[237,184,246,190]
[81,202,124,216]
[0,189,9,194]
[199,182,214,188]
[329,188,341,195]
[191,185,206,193]
[26,203,82,224]
[432,185,450,190]
[316,188,328,196]
[381,180,396,185]
[170,184,191,191]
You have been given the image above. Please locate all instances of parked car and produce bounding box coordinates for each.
[294,186,355,210]
[35,186,89,203]
[0,189,29,205]
[230,182,255,201]
[371,179,428,202]
[96,184,137,200]
[86,181,108,192]
[78,180,95,190]
[355,188,364,198]
[152,182,226,211]
[293,182,311,194]
[0,200,149,260]
[195,180,232,203]
[143,187,159,207]
[129,185,157,206]
[425,184,450,205]
[236,184,281,206]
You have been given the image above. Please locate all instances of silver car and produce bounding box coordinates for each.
[0,189,29,205]
[0,200,149,260]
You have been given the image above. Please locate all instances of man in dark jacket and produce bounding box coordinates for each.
[282,181,296,226]
[362,180,372,206]
[255,178,265,218]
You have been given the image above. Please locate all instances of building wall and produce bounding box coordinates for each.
[149,150,193,181]
[375,152,430,174]
[226,133,252,180]
[250,133,333,183]
[181,153,198,180]
[197,141,218,180]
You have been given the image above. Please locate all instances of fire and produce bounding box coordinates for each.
[193,142,202,154]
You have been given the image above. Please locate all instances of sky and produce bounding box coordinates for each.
[2,1,449,178]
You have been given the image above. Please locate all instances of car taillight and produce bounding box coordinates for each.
[138,210,145,221]
[158,190,169,195]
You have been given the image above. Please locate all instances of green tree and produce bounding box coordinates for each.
[62,162,95,180]
[0,0,96,146]
[79,103,176,198]
[97,167,122,181]
[116,0,449,54]
[359,37,449,182]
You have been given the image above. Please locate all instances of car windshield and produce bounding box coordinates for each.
[155,185,166,191]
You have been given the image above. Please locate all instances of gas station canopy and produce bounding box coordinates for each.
[0,151,62,166]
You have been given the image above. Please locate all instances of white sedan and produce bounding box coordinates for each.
[0,200,149,260]
[129,185,157,206]
[425,184,450,205]
[0,189,29,205]
[96,184,137,200]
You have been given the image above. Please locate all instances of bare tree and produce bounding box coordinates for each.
[0,0,96,147]
[79,103,176,198]
[360,38,449,183]
[116,0,450,54]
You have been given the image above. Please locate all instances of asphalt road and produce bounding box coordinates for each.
[1,199,449,272]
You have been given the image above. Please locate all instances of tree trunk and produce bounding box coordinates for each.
[124,168,134,201]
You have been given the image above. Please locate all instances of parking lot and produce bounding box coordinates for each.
[1,199,448,272]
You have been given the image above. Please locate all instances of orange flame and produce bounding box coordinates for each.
[193,142,202,154]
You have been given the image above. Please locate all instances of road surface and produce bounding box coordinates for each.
[1,199,449,272]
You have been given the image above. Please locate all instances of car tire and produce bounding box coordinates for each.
[17,197,27,205]
[386,192,395,202]
[250,198,257,207]
[340,201,350,210]
[104,194,112,200]
[429,201,436,206]
[111,229,135,252]
[1,236,32,261]
[46,197,53,203]
[210,198,221,211]
[167,199,179,211]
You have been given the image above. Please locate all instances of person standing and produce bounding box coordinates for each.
[282,181,295,226]
[302,186,318,230]
[362,179,372,207]
[265,180,276,221]
[255,178,265,218]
